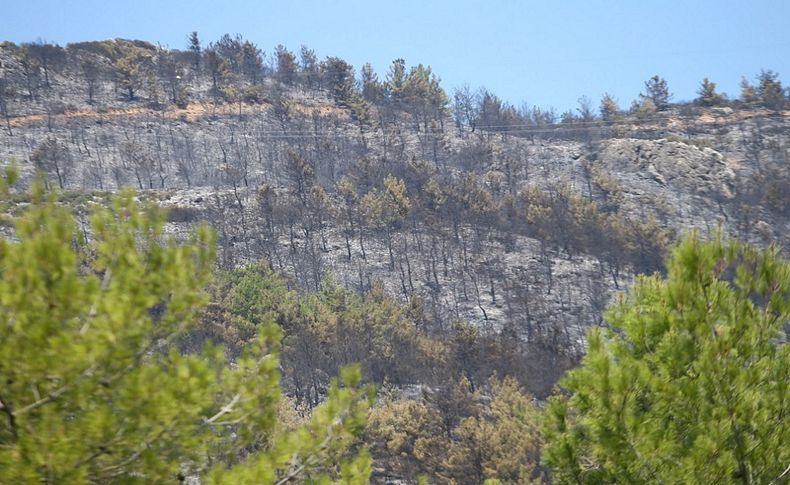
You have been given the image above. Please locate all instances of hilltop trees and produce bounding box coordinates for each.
[476,89,516,130]
[3,31,790,483]
[756,69,785,111]
[378,58,448,129]
[599,93,621,121]
[739,77,760,107]
[696,77,725,107]
[299,45,319,88]
[453,84,481,130]
[274,44,298,85]
[0,179,373,483]
[64,39,160,103]
[17,45,42,98]
[361,63,385,104]
[212,34,244,75]
[204,46,231,95]
[1,32,787,125]
[321,56,356,103]
[543,235,790,484]
[22,41,66,89]
[197,34,264,101]
[241,40,264,84]
[385,58,407,103]
[157,51,188,106]
[641,75,672,111]
[738,70,787,110]
[187,31,201,70]
[400,64,448,130]
[113,43,155,100]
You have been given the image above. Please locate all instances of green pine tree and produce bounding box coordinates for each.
[756,70,785,111]
[697,78,725,107]
[542,234,790,484]
[0,173,373,484]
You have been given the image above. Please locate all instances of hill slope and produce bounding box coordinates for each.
[1,38,789,396]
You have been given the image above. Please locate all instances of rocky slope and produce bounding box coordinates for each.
[2,40,789,395]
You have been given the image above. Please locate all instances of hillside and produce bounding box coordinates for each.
[1,35,790,483]
[2,38,789,396]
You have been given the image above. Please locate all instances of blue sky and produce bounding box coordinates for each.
[4,0,789,112]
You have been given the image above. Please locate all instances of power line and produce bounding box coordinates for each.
[9,105,783,141]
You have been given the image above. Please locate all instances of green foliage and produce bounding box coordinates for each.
[67,39,157,102]
[241,41,264,83]
[632,97,657,118]
[443,377,542,483]
[321,56,356,103]
[209,34,246,75]
[756,69,785,111]
[206,366,374,485]
[197,262,444,412]
[362,175,412,230]
[402,64,449,118]
[641,75,672,111]
[361,63,385,103]
[697,77,725,107]
[274,44,298,84]
[542,234,790,484]
[203,47,234,98]
[114,44,154,100]
[386,58,407,99]
[192,261,300,353]
[0,181,373,483]
[739,77,760,107]
[517,180,671,275]
[382,58,447,127]
[187,31,201,70]
[22,42,66,88]
[599,93,620,121]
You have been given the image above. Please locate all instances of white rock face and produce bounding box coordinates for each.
[602,138,736,199]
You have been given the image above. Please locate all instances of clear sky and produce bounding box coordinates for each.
[3,0,789,112]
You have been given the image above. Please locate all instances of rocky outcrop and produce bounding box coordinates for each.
[601,138,737,200]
